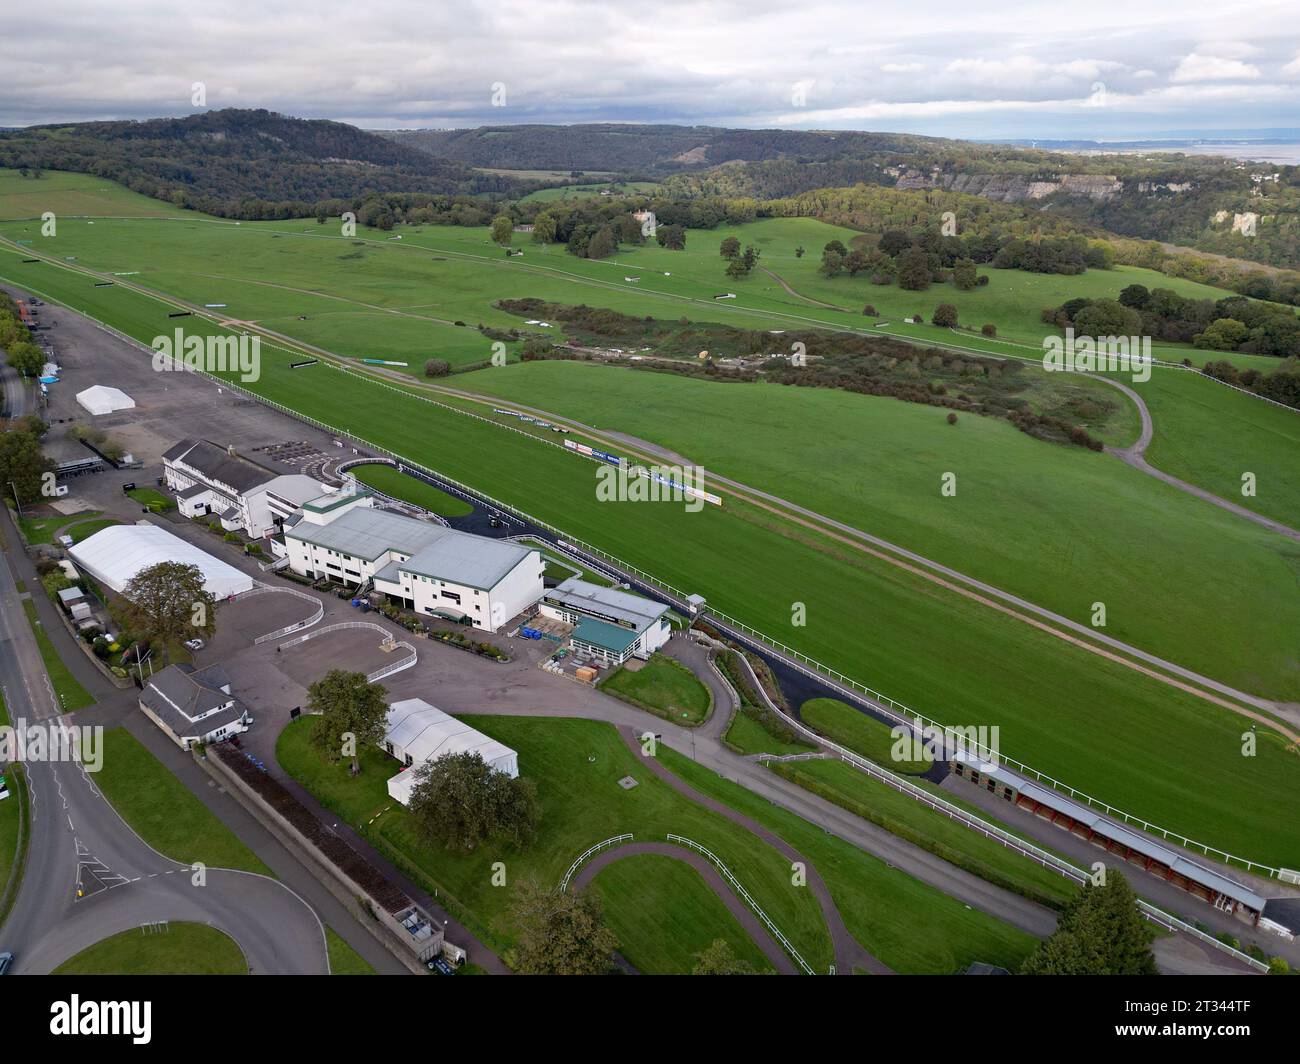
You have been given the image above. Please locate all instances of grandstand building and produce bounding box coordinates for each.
[283,490,542,632]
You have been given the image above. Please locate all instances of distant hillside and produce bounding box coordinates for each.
[378,124,932,175]
[0,109,524,218]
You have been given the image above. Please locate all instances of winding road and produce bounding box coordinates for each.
[0,500,331,974]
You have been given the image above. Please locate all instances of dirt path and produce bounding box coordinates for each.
[573,841,799,974]
[759,265,852,311]
[1095,373,1300,543]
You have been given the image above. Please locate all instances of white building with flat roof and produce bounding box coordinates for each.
[283,491,542,632]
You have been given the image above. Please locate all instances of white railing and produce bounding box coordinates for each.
[1136,902,1270,974]
[232,583,326,644]
[665,833,813,975]
[560,834,634,892]
[276,621,417,682]
[87,311,1282,878]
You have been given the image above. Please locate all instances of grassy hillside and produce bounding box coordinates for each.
[0,169,194,220]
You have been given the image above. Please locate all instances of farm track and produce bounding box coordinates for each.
[2,234,1295,734]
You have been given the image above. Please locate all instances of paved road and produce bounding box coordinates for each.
[0,501,339,975]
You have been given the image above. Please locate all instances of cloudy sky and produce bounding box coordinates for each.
[5,0,1300,140]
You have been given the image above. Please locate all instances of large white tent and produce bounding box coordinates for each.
[383,697,519,805]
[69,523,254,599]
[76,385,136,415]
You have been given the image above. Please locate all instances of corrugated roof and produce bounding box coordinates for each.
[403,530,534,590]
[544,577,667,632]
[290,507,534,588]
[287,507,445,561]
[952,751,1267,910]
[571,616,639,654]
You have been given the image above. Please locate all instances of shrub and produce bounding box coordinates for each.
[981,323,997,337]
[947,412,958,425]
[932,303,959,328]
[862,304,878,317]
[424,358,451,377]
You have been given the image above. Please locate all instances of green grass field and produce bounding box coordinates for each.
[521,181,661,203]
[769,758,1078,908]
[21,598,94,711]
[659,748,1041,973]
[589,852,776,973]
[2,178,1297,867]
[16,508,101,545]
[799,698,932,773]
[724,710,816,757]
[0,697,26,926]
[451,360,1300,703]
[325,926,377,975]
[601,653,712,725]
[52,922,248,975]
[93,728,271,874]
[126,485,176,513]
[350,463,474,516]
[0,168,192,220]
[66,516,119,543]
[277,713,835,970]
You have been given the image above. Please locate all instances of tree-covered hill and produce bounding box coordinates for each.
[0,109,524,219]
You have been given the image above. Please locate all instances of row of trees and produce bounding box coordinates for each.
[1045,283,1300,357]
[0,293,46,378]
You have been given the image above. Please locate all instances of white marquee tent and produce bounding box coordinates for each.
[69,523,254,599]
[383,697,519,805]
[76,385,136,415]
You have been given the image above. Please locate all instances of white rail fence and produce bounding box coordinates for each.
[666,833,813,975]
[276,621,417,682]
[232,583,326,645]
[560,835,634,892]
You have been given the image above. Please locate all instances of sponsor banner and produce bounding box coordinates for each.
[635,465,722,506]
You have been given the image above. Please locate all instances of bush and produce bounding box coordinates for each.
[424,358,451,377]
[862,304,878,317]
[947,412,958,425]
[981,323,997,337]
[932,303,959,328]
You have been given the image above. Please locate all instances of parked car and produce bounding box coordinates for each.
[0,953,13,975]
[427,956,454,975]
[184,638,205,651]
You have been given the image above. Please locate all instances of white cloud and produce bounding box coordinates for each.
[1171,53,1261,82]
[881,62,924,74]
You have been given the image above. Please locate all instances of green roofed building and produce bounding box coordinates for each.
[570,616,642,665]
